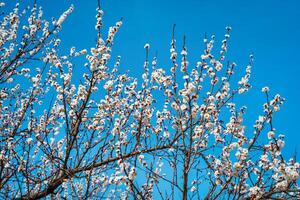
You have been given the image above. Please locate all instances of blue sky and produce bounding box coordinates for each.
[4,0,300,157]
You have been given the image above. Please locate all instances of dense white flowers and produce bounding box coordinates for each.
[285,165,300,181]
[249,186,263,199]
[55,5,74,26]
[103,80,113,90]
[0,2,298,200]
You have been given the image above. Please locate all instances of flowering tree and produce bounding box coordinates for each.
[0,2,299,200]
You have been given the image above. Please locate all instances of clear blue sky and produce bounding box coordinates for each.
[5,0,300,157]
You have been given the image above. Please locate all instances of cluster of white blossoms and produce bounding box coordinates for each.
[55,4,74,27]
[0,2,299,200]
[249,186,263,199]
